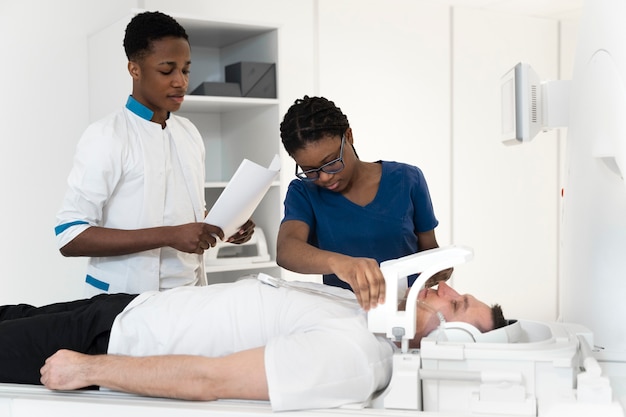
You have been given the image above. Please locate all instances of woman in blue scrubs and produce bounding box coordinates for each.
[277,96,450,310]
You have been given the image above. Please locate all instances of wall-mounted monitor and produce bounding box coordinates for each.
[500,62,542,145]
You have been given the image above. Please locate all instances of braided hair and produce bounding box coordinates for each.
[123,11,189,62]
[280,96,351,156]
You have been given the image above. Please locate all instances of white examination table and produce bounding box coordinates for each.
[0,383,440,417]
[0,245,622,417]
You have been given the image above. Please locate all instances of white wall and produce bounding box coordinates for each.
[557,17,580,321]
[451,8,561,321]
[316,0,452,245]
[0,0,136,306]
[0,0,579,322]
[315,3,579,322]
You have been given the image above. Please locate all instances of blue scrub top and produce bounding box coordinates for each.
[281,161,439,290]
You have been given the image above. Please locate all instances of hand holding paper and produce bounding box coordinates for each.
[204,155,281,239]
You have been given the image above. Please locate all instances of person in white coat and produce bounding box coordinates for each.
[55,11,255,295]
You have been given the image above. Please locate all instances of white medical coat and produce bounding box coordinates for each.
[55,105,206,294]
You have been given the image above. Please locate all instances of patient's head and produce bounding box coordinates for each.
[408,281,507,348]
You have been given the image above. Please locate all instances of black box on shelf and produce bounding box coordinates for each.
[190,82,242,97]
[225,62,276,98]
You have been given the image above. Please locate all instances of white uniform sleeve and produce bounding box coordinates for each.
[55,119,125,248]
[264,319,393,411]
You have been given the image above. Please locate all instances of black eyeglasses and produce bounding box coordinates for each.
[295,135,346,181]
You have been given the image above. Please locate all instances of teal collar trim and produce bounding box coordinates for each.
[126,96,154,121]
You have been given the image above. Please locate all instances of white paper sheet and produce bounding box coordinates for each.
[204,155,281,239]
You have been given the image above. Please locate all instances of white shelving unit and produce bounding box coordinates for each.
[88,10,282,284]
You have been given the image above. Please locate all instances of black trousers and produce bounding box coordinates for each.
[0,293,137,385]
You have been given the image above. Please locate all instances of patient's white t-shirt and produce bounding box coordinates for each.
[107,278,393,411]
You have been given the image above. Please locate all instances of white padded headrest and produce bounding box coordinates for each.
[430,319,522,343]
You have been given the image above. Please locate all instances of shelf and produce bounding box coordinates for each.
[204,180,280,189]
[128,7,278,49]
[89,9,283,283]
[175,16,276,49]
[180,95,278,113]
[205,261,278,273]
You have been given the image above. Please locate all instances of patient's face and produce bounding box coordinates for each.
[411,281,493,347]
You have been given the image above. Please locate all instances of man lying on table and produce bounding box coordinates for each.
[0,275,505,411]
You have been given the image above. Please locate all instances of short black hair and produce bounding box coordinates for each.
[491,304,508,330]
[123,11,189,62]
[280,96,350,156]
